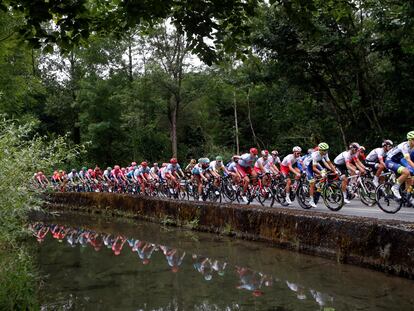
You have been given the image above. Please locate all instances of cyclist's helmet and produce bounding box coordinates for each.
[407,131,414,140]
[232,155,240,161]
[114,165,120,170]
[318,142,329,151]
[87,169,93,173]
[82,166,87,171]
[170,158,177,164]
[71,169,76,173]
[107,167,112,171]
[382,139,393,147]
[359,146,366,152]
[141,161,148,167]
[250,147,258,155]
[131,161,137,167]
[349,142,360,150]
[153,162,159,167]
[261,150,269,156]
[292,146,302,153]
[271,150,279,156]
[216,155,223,161]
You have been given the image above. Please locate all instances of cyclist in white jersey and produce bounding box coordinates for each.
[334,142,365,204]
[365,140,393,186]
[280,146,302,204]
[385,131,414,199]
[304,143,337,208]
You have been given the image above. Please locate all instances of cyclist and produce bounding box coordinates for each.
[192,158,211,201]
[280,146,302,204]
[365,140,393,186]
[304,142,337,208]
[94,166,103,180]
[209,156,229,188]
[165,158,185,189]
[103,167,113,183]
[236,148,259,202]
[254,150,272,186]
[227,155,242,186]
[269,150,281,174]
[149,163,160,181]
[67,169,79,183]
[34,171,49,188]
[137,162,151,193]
[78,167,88,183]
[385,131,414,199]
[334,142,365,204]
[185,159,197,176]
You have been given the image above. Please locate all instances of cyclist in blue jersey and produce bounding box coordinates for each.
[385,131,414,199]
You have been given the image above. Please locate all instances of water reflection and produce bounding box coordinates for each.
[30,222,335,309]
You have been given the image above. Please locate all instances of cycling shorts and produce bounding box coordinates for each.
[236,164,253,178]
[385,159,414,175]
[336,163,348,176]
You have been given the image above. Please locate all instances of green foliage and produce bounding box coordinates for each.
[3,0,260,64]
[0,119,82,309]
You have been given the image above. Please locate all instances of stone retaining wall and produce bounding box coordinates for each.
[45,192,414,279]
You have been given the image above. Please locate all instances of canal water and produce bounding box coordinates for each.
[30,212,414,311]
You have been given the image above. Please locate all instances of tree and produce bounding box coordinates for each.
[2,0,260,64]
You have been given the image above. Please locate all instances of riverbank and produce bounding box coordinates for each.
[45,192,414,279]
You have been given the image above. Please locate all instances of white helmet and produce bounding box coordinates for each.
[292,146,302,153]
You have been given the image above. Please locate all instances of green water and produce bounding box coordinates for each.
[30,212,414,311]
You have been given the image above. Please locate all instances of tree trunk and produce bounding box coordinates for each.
[246,87,259,148]
[170,95,178,157]
[233,90,240,155]
[128,36,133,82]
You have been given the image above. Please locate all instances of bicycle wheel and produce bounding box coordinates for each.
[208,186,222,203]
[358,179,376,206]
[376,182,402,214]
[297,182,312,209]
[257,186,271,205]
[323,182,344,211]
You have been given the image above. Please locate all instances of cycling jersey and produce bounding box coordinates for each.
[209,160,225,172]
[254,157,270,169]
[150,167,159,175]
[192,163,207,175]
[227,162,238,172]
[166,163,181,174]
[385,142,414,174]
[67,172,79,180]
[304,151,330,181]
[137,166,150,175]
[269,155,281,166]
[334,151,358,166]
[366,147,385,162]
[281,154,299,166]
[303,151,330,167]
[238,153,257,168]
[386,142,413,162]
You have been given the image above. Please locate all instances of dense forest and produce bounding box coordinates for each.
[1,0,413,168]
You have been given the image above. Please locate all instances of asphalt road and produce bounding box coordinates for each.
[213,196,414,222]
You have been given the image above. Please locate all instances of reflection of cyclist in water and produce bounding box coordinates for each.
[32,223,49,243]
[132,240,156,264]
[66,229,80,247]
[309,289,334,308]
[192,254,213,281]
[112,235,126,256]
[159,245,186,273]
[88,231,103,251]
[211,260,227,277]
[103,234,115,249]
[235,266,272,297]
[51,225,69,242]
[286,281,307,300]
